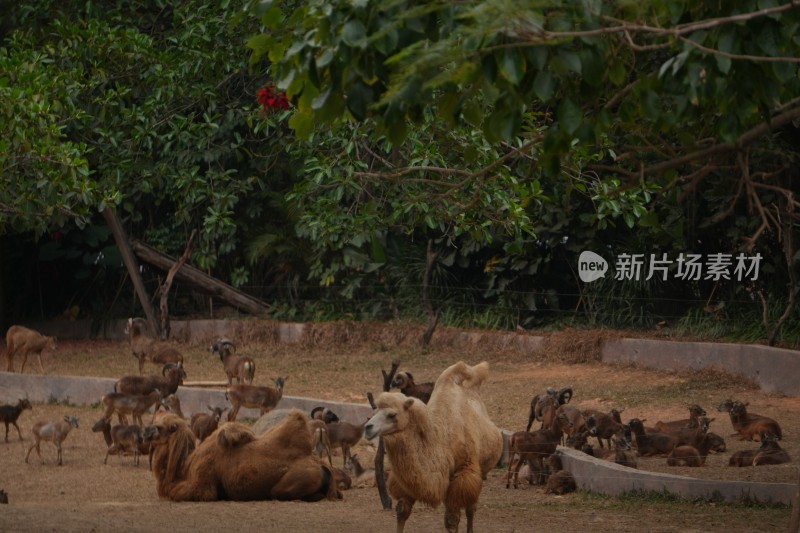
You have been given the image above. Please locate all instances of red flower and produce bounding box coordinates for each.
[257,84,290,112]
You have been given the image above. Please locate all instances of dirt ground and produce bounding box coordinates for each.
[0,325,797,532]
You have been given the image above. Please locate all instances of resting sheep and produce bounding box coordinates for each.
[544,453,576,495]
[365,361,503,533]
[627,418,677,456]
[654,404,707,433]
[143,410,340,502]
[25,415,79,466]
[752,433,791,466]
[4,325,57,373]
[717,400,782,442]
[390,371,434,404]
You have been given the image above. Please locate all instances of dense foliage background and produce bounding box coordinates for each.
[1,0,798,345]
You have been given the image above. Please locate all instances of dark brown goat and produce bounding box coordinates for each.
[667,430,718,467]
[591,435,638,469]
[0,398,33,442]
[582,407,627,448]
[752,433,791,466]
[543,453,576,495]
[654,404,707,433]
[718,400,782,442]
[90,417,146,466]
[627,418,678,456]
[189,406,228,442]
[390,371,434,404]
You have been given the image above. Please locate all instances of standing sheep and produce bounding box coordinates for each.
[4,325,57,373]
[25,415,79,466]
[365,361,503,533]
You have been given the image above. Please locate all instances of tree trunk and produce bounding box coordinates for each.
[130,239,269,316]
[158,230,197,340]
[102,207,159,335]
[421,239,439,347]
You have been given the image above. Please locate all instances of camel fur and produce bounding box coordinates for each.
[144,410,340,502]
[365,360,503,533]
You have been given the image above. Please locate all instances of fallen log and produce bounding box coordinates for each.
[130,240,270,317]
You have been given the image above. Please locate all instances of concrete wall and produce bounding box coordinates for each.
[601,338,800,396]
[558,446,796,505]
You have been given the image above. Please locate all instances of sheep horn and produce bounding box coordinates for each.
[557,387,573,405]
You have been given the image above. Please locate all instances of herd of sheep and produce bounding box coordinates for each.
[0,320,795,529]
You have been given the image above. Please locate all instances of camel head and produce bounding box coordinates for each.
[364,392,417,441]
[143,413,190,447]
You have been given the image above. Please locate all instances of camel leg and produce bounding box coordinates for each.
[444,508,461,533]
[38,352,45,373]
[395,498,415,533]
[19,354,28,374]
[465,503,477,533]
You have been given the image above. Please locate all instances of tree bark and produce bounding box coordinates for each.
[130,239,269,316]
[102,207,159,335]
[421,239,440,347]
[368,359,401,511]
[158,230,197,340]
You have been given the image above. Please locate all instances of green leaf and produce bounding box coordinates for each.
[557,97,582,135]
[341,20,367,49]
[533,71,555,102]
[499,48,525,84]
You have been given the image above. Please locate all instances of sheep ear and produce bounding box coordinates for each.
[403,398,415,410]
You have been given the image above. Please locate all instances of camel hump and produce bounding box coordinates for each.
[217,423,256,448]
[436,361,490,389]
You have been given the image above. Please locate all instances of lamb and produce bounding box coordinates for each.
[718,399,782,441]
[124,317,184,374]
[0,398,33,442]
[526,386,573,431]
[114,363,186,398]
[309,420,334,466]
[101,389,163,426]
[143,410,340,501]
[159,394,185,419]
[365,361,503,533]
[92,418,150,458]
[209,338,256,385]
[591,435,638,469]
[326,418,367,468]
[90,417,145,466]
[390,371,434,404]
[189,406,227,442]
[627,418,678,456]
[555,403,587,445]
[4,325,57,373]
[25,415,79,466]
[226,377,286,422]
[544,453,576,495]
[310,406,339,423]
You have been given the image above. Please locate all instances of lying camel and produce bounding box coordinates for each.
[365,361,503,533]
[144,410,340,502]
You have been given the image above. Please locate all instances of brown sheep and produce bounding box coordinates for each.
[627,418,678,456]
[25,415,79,466]
[364,361,503,533]
[654,404,707,433]
[189,406,227,443]
[667,431,718,467]
[390,371,434,404]
[124,318,184,374]
[507,405,572,487]
[718,400,782,442]
[4,325,57,373]
[752,433,791,466]
[209,338,256,385]
[544,453,576,495]
[526,386,573,432]
[143,410,340,502]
